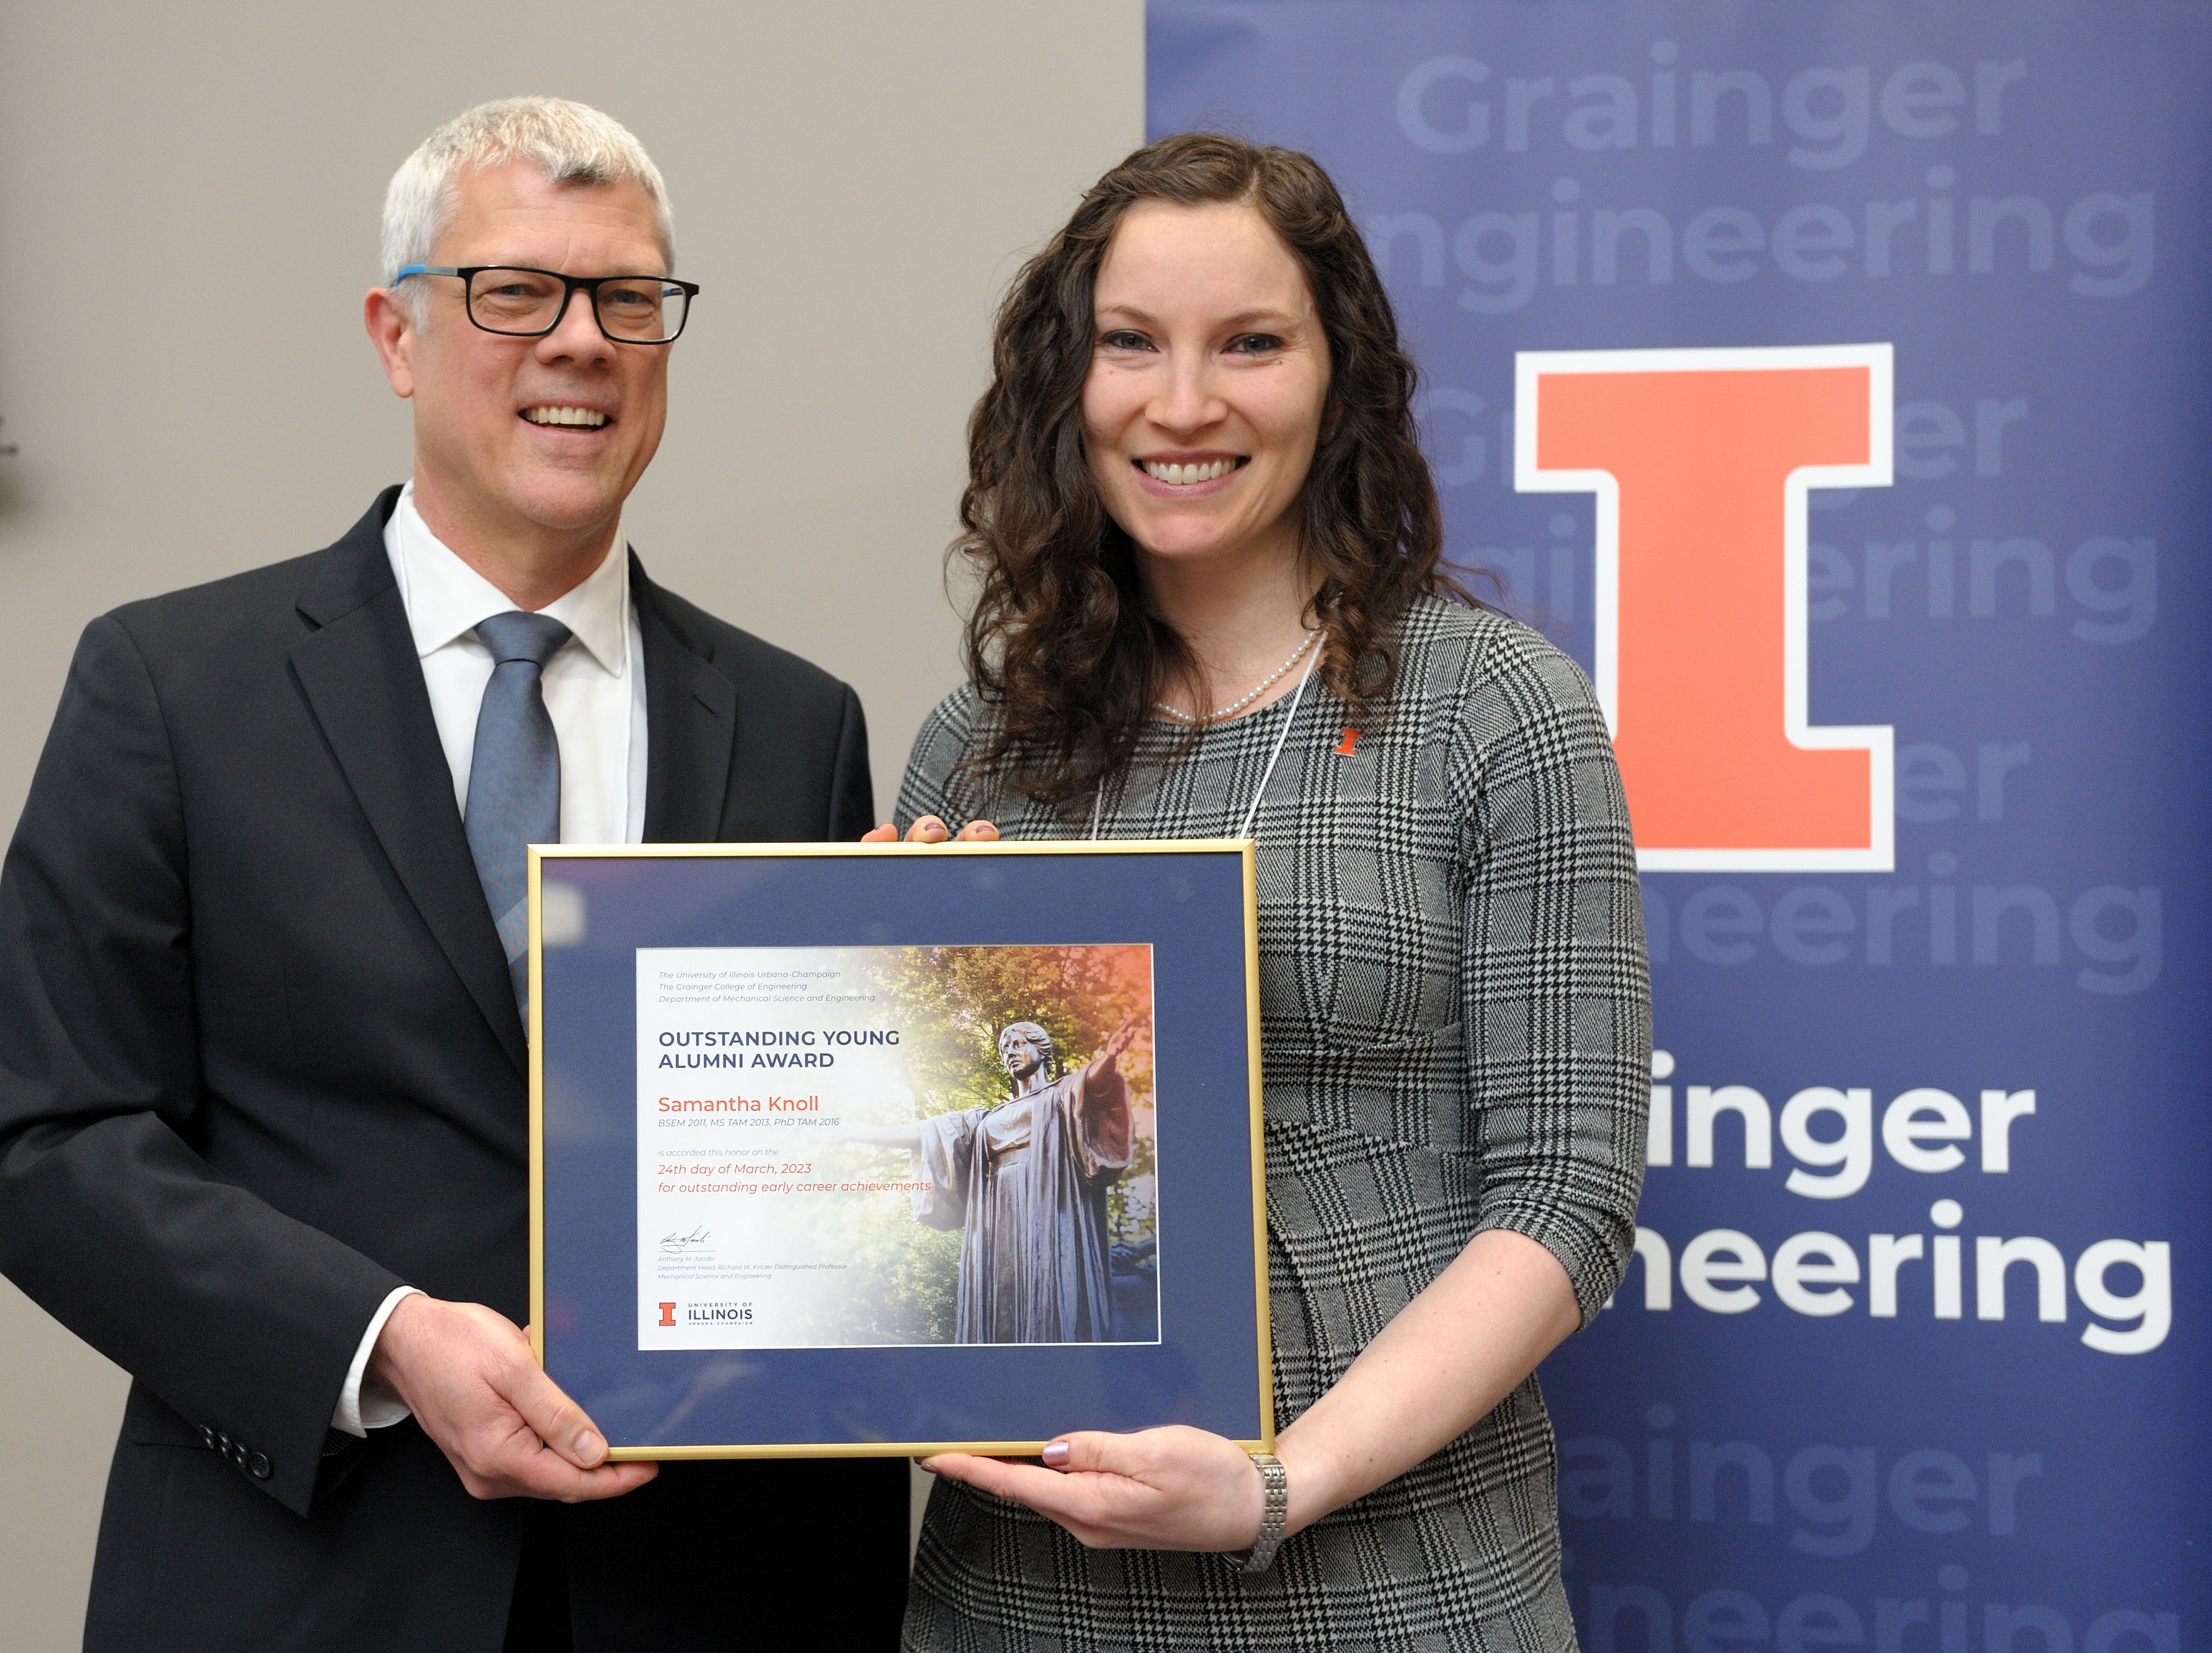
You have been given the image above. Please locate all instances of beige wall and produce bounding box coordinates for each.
[0,4,1142,1642]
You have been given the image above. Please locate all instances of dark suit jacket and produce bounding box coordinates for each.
[0,490,909,1651]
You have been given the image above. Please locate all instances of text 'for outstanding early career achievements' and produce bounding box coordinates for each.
[635,945,1160,1352]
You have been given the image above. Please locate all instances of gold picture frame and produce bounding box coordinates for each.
[527,839,1272,1459]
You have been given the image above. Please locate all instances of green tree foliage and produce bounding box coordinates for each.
[821,1198,961,1344]
[866,945,1153,1118]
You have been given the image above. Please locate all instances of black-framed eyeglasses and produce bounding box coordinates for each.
[389,264,699,344]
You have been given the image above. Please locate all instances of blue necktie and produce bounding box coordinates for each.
[465,611,572,1018]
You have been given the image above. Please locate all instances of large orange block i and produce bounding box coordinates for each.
[1516,345,1895,871]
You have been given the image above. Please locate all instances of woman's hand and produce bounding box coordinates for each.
[921,1232,1578,1556]
[920,1425,1265,1552]
[860,815,999,844]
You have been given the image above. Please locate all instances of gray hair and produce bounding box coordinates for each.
[380,96,674,314]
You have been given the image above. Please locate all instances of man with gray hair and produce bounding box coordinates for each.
[0,97,905,1649]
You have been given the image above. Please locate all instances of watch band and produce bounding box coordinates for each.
[1231,1451,1289,1574]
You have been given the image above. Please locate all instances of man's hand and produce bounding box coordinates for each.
[860,815,999,844]
[366,1294,659,1502]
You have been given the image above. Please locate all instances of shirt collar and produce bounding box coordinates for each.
[384,481,629,675]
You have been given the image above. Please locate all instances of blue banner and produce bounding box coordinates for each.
[1152,3,2207,1640]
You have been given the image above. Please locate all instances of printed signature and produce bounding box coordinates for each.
[659,1225,711,1253]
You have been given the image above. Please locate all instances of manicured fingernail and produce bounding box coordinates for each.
[574,1430,604,1464]
[1041,1440,1070,1467]
[914,1458,940,1475]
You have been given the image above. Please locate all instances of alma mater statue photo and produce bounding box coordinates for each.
[847,1020,1139,1344]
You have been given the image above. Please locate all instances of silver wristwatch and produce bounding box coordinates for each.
[1231,1451,1289,1574]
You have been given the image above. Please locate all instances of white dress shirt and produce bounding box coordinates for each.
[331,482,650,1436]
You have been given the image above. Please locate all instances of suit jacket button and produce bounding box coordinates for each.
[249,1452,272,1480]
[199,1425,218,1451]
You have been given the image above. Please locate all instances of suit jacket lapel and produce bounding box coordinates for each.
[635,552,738,843]
[289,493,526,1074]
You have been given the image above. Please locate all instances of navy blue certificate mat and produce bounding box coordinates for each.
[530,843,1269,1457]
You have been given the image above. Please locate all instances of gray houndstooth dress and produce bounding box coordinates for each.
[896,595,1650,1652]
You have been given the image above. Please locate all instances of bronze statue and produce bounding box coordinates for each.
[846,1021,1137,1342]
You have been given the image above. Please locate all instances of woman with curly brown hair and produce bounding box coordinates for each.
[872,132,1650,1650]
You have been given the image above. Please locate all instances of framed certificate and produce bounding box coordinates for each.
[527,841,1272,1460]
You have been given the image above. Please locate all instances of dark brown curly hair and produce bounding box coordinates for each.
[955,131,1472,812]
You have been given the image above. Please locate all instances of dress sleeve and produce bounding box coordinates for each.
[894,687,986,835]
[912,1108,981,1230]
[1061,1067,1133,1181]
[1452,628,1651,1325]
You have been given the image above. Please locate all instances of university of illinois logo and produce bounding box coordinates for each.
[657,1301,677,1327]
[1517,343,1896,872]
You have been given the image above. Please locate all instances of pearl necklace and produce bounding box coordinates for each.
[1095,626,1325,840]
[1153,628,1322,725]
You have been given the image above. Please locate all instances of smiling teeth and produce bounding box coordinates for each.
[525,406,608,426]
[1143,459,1235,484]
